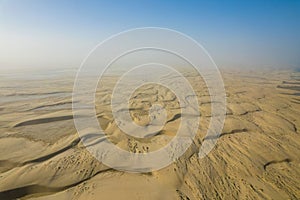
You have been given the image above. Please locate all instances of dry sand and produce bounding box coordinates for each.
[0,69,299,199]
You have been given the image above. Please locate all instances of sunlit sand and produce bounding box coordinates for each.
[0,68,299,199]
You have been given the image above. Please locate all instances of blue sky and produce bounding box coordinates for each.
[0,0,299,70]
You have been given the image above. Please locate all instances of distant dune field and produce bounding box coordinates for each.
[0,69,299,200]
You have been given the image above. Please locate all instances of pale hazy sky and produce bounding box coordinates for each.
[0,0,299,71]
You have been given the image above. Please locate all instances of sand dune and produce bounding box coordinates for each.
[13,115,74,127]
[0,69,299,199]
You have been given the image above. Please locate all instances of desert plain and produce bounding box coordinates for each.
[0,68,299,200]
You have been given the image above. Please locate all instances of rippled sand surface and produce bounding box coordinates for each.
[0,69,299,199]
